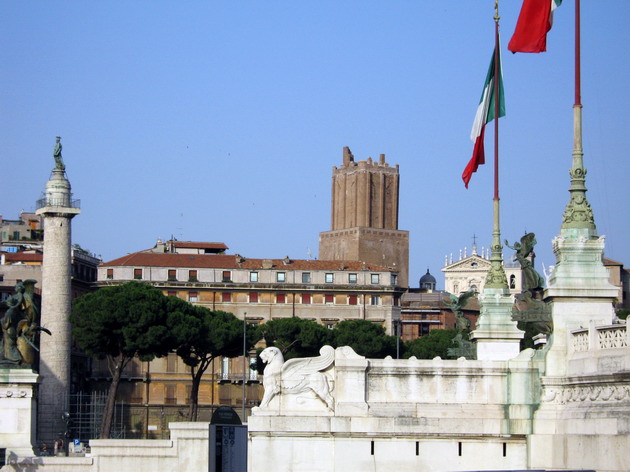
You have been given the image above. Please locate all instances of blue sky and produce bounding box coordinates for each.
[2,1,629,288]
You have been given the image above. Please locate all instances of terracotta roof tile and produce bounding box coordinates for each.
[101,252,393,272]
[171,241,228,250]
[2,252,43,263]
[603,257,623,266]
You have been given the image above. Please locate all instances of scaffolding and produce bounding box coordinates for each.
[67,392,126,441]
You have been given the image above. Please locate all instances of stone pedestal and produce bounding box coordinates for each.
[471,287,524,361]
[0,370,39,461]
[543,231,618,377]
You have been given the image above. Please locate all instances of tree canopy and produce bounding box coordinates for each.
[257,317,331,360]
[174,306,258,420]
[71,282,189,438]
[330,319,397,358]
[403,328,459,360]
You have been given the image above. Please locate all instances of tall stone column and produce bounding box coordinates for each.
[35,137,80,442]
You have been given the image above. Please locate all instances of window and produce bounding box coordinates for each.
[167,291,177,297]
[302,272,311,284]
[249,292,258,303]
[134,268,142,280]
[221,292,231,303]
[509,274,516,289]
[325,273,334,283]
[167,353,177,373]
[165,385,177,405]
[277,272,286,283]
[301,293,311,304]
[249,357,258,381]
[168,269,177,281]
[276,293,286,304]
[370,295,381,305]
[325,294,334,304]
[348,294,358,305]
[348,273,357,284]
[326,323,335,330]
[250,271,258,283]
[221,357,229,380]
[421,324,430,336]
[393,296,400,306]
[391,274,398,286]
[189,270,198,282]
[189,292,198,303]
[371,274,380,284]
[222,270,231,282]
[106,268,113,280]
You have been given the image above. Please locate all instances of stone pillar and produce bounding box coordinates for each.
[35,159,80,443]
[0,370,39,460]
[543,231,617,376]
[471,287,523,360]
[471,197,524,360]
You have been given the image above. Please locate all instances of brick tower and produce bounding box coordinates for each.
[35,137,80,442]
[319,147,409,287]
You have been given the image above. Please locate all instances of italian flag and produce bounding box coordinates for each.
[508,0,562,53]
[462,47,505,189]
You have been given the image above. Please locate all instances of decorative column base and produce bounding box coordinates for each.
[0,370,39,461]
[543,230,618,377]
[471,287,524,361]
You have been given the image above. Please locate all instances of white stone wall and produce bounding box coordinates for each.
[248,347,544,471]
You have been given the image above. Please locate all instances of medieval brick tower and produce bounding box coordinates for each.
[319,147,409,287]
[35,137,80,442]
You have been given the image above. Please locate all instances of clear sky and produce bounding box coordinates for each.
[2,1,629,288]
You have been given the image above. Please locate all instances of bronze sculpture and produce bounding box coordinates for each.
[0,280,48,368]
[53,136,65,171]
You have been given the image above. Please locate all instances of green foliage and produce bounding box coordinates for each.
[176,307,258,368]
[258,317,331,360]
[71,281,186,362]
[330,319,397,358]
[70,281,188,437]
[617,309,630,320]
[403,329,459,360]
[174,307,258,421]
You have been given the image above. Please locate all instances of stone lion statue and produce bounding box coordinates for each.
[259,345,335,410]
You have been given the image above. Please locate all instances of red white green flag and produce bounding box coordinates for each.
[508,0,562,53]
[462,47,505,188]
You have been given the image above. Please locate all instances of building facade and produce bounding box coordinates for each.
[0,211,43,243]
[442,244,523,295]
[98,240,403,330]
[319,147,410,287]
[93,240,404,430]
[603,257,630,310]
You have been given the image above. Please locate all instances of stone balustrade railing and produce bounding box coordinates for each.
[571,322,629,352]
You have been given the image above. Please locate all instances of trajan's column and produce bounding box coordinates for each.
[35,137,80,442]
